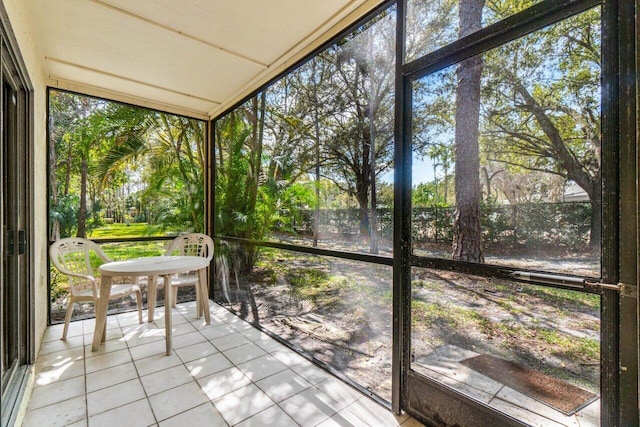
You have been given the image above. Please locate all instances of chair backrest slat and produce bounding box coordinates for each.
[50,237,110,295]
[166,233,214,262]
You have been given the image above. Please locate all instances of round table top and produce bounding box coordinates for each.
[99,256,209,277]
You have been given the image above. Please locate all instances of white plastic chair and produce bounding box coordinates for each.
[148,233,214,321]
[50,237,143,339]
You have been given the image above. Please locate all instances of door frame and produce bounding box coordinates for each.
[0,4,34,427]
[392,0,638,425]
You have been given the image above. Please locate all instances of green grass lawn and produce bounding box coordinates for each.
[88,222,176,260]
[88,222,169,238]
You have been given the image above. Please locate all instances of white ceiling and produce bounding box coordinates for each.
[28,0,382,120]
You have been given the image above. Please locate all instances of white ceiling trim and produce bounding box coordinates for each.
[48,77,211,120]
[46,56,220,105]
[89,0,270,68]
[207,0,382,119]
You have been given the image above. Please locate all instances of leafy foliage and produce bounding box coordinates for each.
[49,90,206,239]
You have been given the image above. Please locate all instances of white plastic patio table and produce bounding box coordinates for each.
[93,256,210,355]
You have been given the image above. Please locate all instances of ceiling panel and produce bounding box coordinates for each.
[47,61,216,118]
[98,0,356,65]
[27,0,379,118]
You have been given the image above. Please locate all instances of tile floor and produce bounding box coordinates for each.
[23,301,424,427]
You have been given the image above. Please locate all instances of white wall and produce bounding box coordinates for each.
[3,0,49,357]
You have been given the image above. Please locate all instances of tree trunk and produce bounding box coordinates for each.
[356,188,370,242]
[443,164,449,205]
[49,125,60,241]
[452,0,485,263]
[587,180,601,247]
[76,155,88,238]
[243,93,266,272]
[367,32,379,255]
[312,59,321,248]
[64,143,72,196]
[369,107,379,254]
[358,133,371,243]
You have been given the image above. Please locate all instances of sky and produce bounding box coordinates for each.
[380,155,437,185]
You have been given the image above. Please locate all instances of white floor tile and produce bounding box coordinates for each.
[280,387,341,426]
[22,395,86,427]
[140,364,193,396]
[116,311,144,327]
[270,348,309,367]
[174,341,218,363]
[171,331,207,349]
[170,321,198,336]
[86,362,138,393]
[190,317,214,330]
[223,342,267,365]
[26,301,409,427]
[27,375,85,410]
[55,321,85,339]
[173,312,192,325]
[316,377,363,411]
[120,323,166,347]
[148,381,209,422]
[344,397,408,426]
[84,339,128,357]
[65,419,88,427]
[34,357,85,386]
[316,410,367,427]
[35,347,84,368]
[41,323,75,342]
[213,383,275,426]
[83,316,120,332]
[39,335,85,355]
[88,398,156,427]
[236,354,288,381]
[85,348,132,374]
[87,378,146,416]
[186,352,233,379]
[158,402,227,427]
[200,324,236,340]
[253,335,286,353]
[290,360,333,385]
[134,353,183,376]
[85,327,124,344]
[255,369,312,403]
[129,339,169,360]
[236,405,299,427]
[210,331,251,351]
[198,366,252,401]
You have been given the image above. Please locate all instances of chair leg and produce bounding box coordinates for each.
[172,286,178,307]
[62,298,76,340]
[135,289,143,324]
[147,276,157,322]
[195,282,202,318]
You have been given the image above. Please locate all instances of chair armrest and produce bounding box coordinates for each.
[63,271,100,298]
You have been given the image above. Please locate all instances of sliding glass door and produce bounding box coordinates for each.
[0,15,32,426]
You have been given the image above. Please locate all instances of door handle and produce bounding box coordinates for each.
[18,230,26,255]
[6,230,26,255]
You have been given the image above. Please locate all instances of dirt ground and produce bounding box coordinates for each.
[214,243,600,402]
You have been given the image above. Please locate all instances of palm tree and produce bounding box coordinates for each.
[95,104,206,232]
